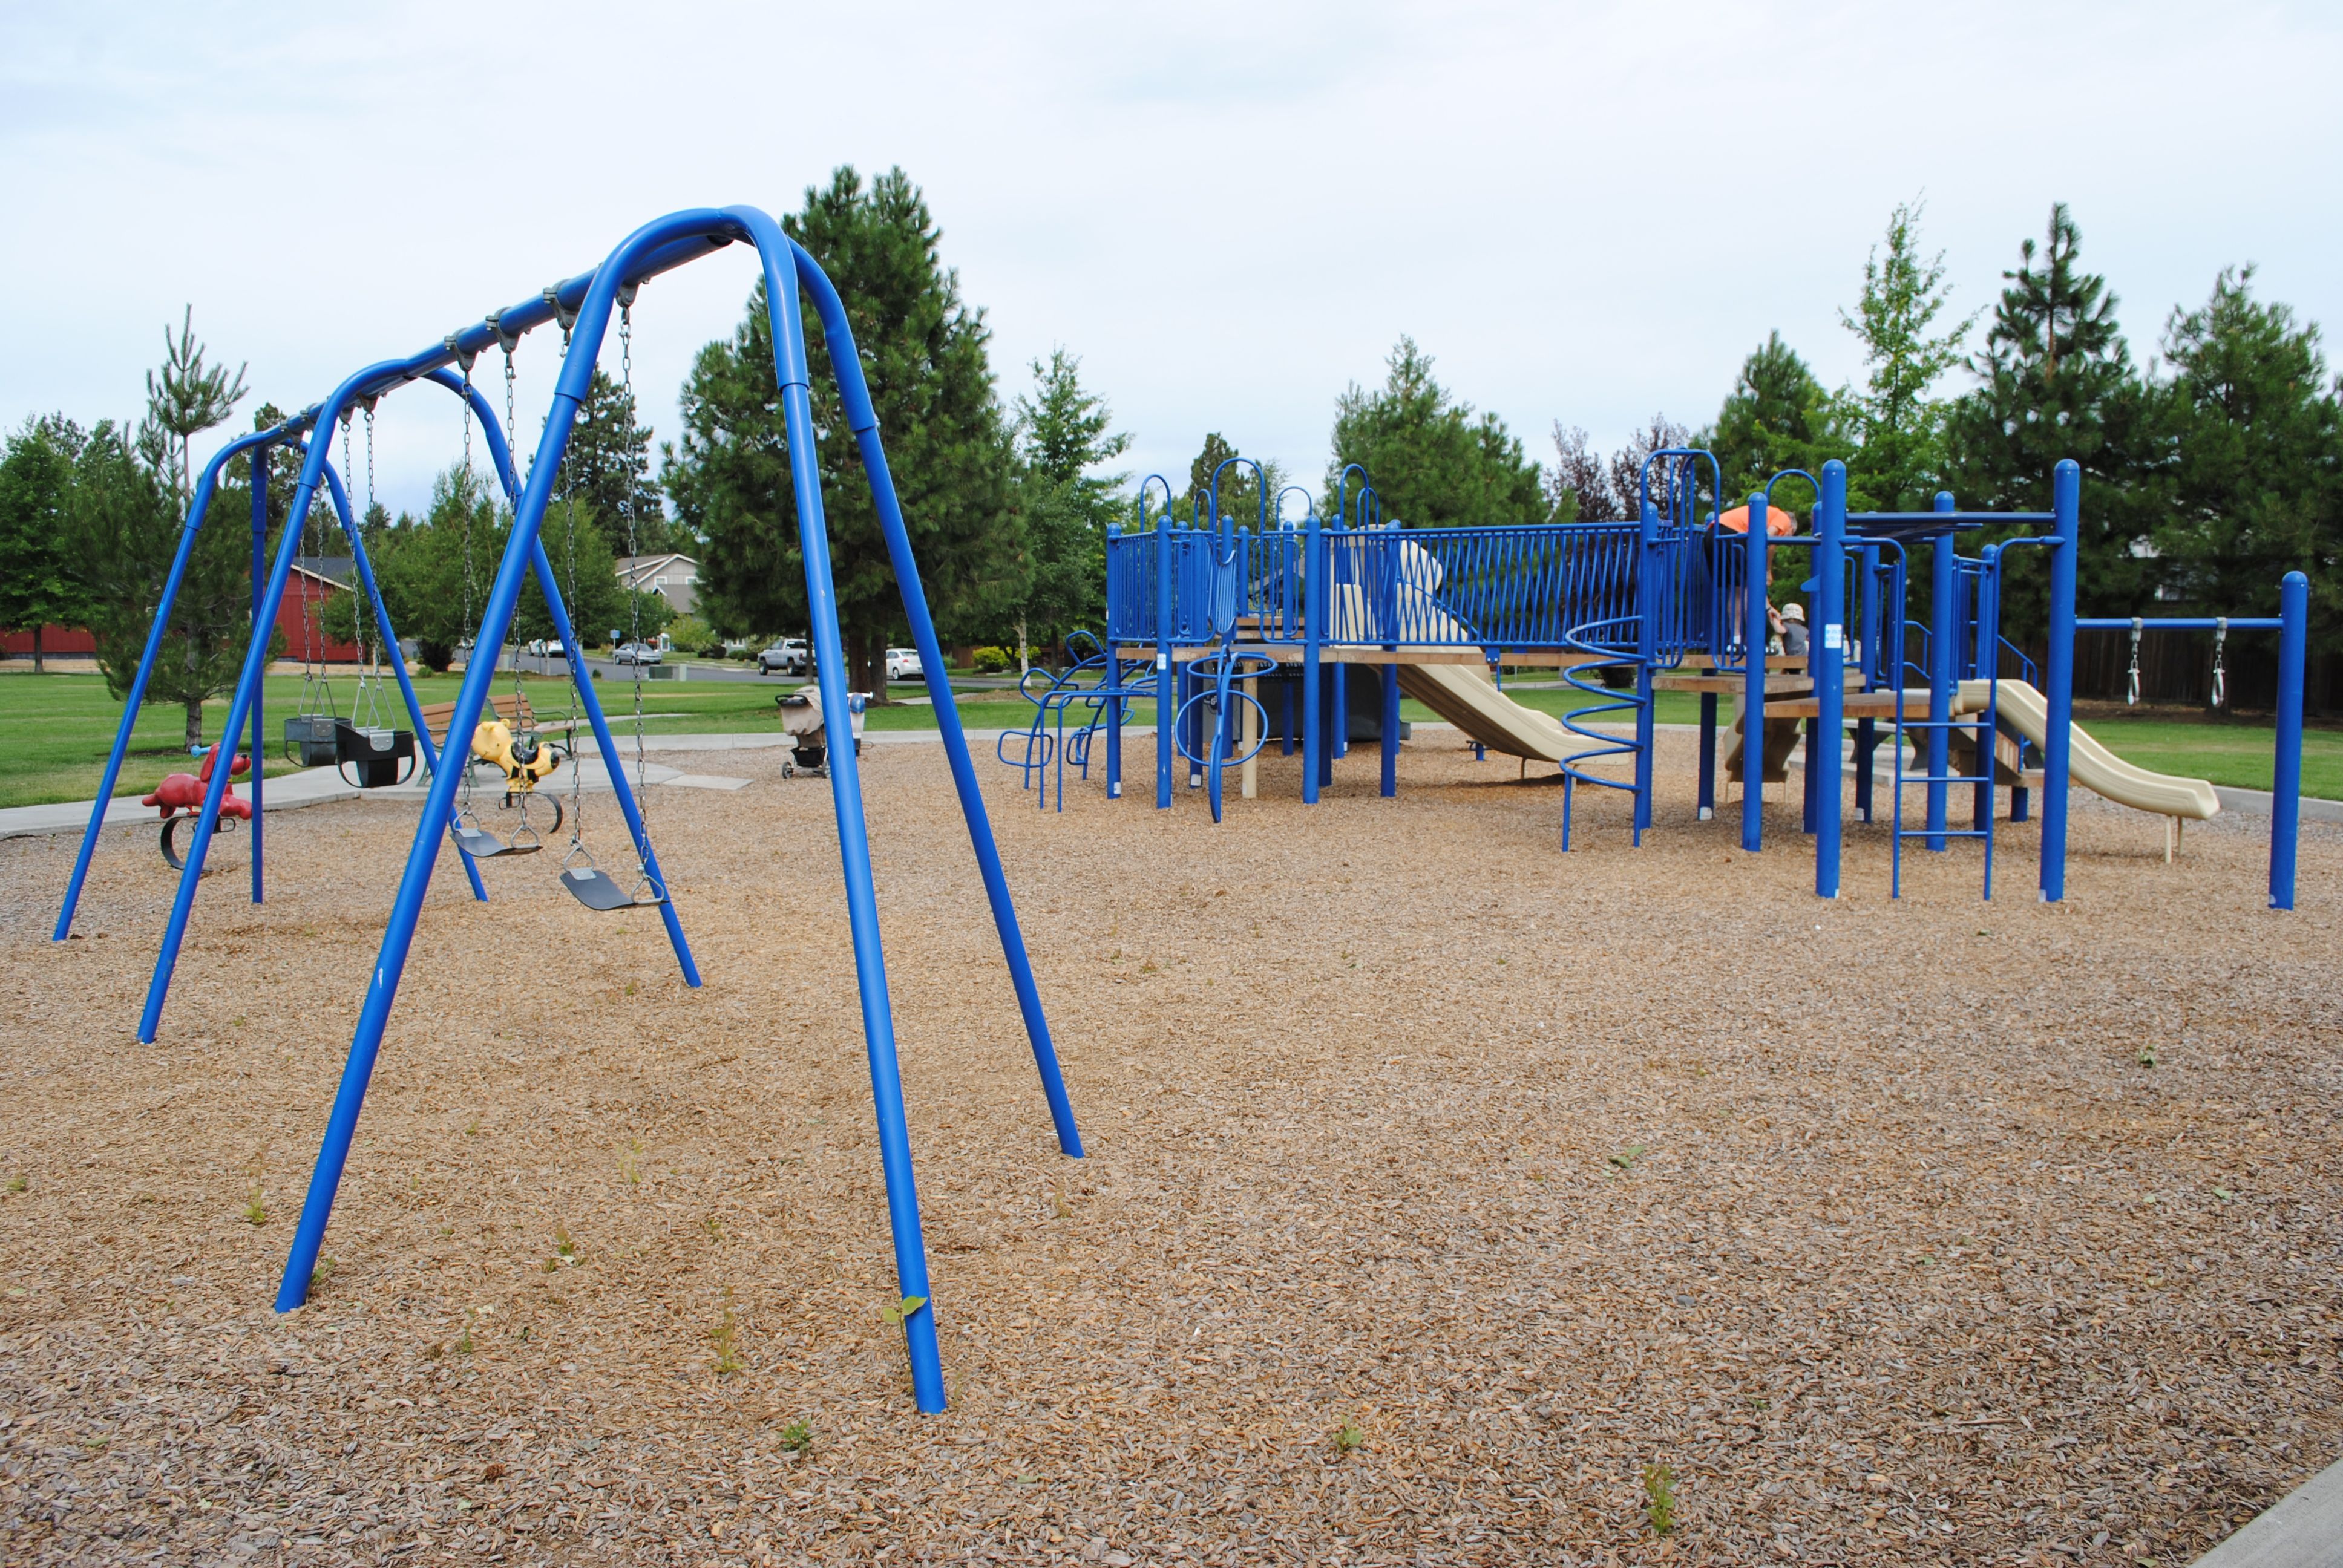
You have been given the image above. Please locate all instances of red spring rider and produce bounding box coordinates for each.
[143,745,252,870]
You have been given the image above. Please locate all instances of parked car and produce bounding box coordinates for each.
[613,641,663,666]
[758,638,810,675]
[884,646,923,681]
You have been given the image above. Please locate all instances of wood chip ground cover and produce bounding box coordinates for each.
[0,734,2336,1566]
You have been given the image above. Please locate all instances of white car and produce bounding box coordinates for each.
[884,647,923,681]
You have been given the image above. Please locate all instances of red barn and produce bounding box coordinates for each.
[3,559,362,666]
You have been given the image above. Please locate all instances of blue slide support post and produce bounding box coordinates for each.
[53,425,293,940]
[1103,523,1122,799]
[1855,543,1880,821]
[1697,693,1717,819]
[1302,506,1322,805]
[1741,491,1767,852]
[2039,461,2080,902]
[1814,461,1846,898]
[1926,491,1957,851]
[1156,512,1173,809]
[1633,496,1658,836]
[249,443,268,904]
[2270,570,2307,910]
[1380,665,1400,798]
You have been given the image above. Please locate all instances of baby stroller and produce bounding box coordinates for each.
[775,684,867,777]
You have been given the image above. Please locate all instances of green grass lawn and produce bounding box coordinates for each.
[0,669,2329,809]
[0,670,1155,809]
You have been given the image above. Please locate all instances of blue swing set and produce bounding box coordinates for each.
[50,207,1084,1413]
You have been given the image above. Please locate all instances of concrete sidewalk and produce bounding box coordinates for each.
[0,728,1047,844]
[2191,1454,2343,1566]
[0,739,781,844]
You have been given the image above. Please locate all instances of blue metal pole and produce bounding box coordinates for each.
[1742,492,1767,852]
[1332,663,1349,759]
[53,428,286,941]
[747,222,941,1411]
[139,417,360,1042]
[1855,543,1880,822]
[1303,508,1322,805]
[2270,570,2307,911]
[250,443,268,905]
[320,459,489,907]
[1104,523,1122,800]
[2040,462,2080,903]
[1697,692,1717,820]
[1926,491,1956,851]
[1157,515,1173,809]
[787,235,1080,1160]
[1634,497,1658,839]
[1815,461,1846,898]
[1380,664,1399,797]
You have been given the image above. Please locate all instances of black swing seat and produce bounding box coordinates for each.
[560,864,665,911]
[453,823,539,859]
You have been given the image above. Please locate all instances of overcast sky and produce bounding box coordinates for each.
[4,1,2338,523]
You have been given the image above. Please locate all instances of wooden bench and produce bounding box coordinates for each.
[419,692,534,748]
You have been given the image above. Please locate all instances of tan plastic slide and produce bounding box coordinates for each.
[1395,661,1574,762]
[1328,560,1576,763]
[1960,678,2220,820]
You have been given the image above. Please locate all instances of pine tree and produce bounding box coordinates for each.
[666,166,1017,693]
[1702,333,1850,506]
[1187,433,1286,528]
[1945,203,2157,638]
[560,370,680,556]
[1840,200,1974,512]
[68,423,262,748]
[140,307,248,503]
[1009,348,1130,664]
[1326,338,1549,528]
[0,416,90,671]
[2153,266,2342,651]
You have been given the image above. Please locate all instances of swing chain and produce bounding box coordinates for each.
[2210,617,2227,710]
[2125,616,2142,708]
[620,301,655,892]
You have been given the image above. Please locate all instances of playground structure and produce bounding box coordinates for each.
[47,207,1085,1414]
[1010,454,2308,908]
